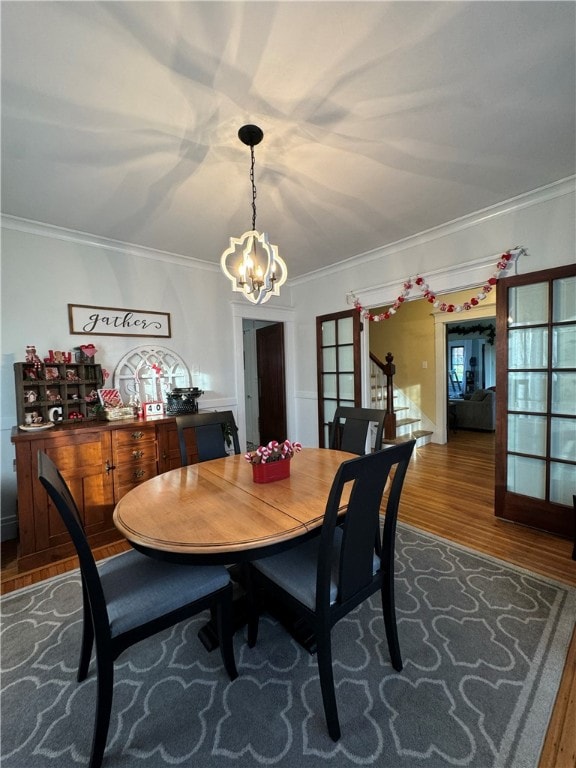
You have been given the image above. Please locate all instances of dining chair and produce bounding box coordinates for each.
[246,439,416,741]
[328,405,386,454]
[176,410,241,465]
[37,451,238,768]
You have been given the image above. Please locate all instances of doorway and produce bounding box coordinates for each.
[231,303,296,454]
[435,310,496,442]
[446,320,496,397]
[242,319,287,449]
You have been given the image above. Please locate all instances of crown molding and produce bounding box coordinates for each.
[0,215,220,273]
[290,175,575,286]
[2,176,573,283]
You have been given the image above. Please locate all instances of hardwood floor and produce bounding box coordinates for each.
[2,431,575,766]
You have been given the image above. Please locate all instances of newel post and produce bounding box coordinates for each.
[383,352,397,440]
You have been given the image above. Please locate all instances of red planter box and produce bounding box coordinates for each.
[252,458,291,483]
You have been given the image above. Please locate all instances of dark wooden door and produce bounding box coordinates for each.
[257,323,287,444]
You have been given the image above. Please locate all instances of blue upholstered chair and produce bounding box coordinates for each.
[246,440,415,741]
[176,410,240,465]
[328,406,386,454]
[37,451,238,768]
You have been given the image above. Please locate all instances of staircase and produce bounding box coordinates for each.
[370,356,433,447]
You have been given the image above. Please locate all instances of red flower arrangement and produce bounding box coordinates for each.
[350,248,523,321]
[244,439,302,465]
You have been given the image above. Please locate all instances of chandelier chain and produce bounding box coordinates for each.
[250,145,257,231]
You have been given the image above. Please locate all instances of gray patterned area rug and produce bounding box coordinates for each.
[2,524,575,768]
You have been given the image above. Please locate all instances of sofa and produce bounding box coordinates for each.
[450,388,496,431]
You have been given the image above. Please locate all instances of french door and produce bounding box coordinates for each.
[495,264,576,537]
[316,309,361,447]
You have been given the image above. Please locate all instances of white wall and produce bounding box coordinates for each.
[1,177,574,539]
[0,224,292,538]
[288,178,575,448]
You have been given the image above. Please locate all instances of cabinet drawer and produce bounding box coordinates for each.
[114,461,158,493]
[113,426,156,448]
[114,441,157,466]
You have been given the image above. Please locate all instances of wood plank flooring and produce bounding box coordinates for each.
[2,431,575,766]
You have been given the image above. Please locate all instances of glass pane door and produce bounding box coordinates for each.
[496,264,576,537]
[316,310,361,447]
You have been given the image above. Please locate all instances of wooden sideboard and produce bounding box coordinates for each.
[11,416,198,570]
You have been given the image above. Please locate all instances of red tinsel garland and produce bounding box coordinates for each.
[350,247,523,321]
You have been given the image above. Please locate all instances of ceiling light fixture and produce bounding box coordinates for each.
[220,124,287,305]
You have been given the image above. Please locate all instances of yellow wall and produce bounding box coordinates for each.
[369,287,496,423]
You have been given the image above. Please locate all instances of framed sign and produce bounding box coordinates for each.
[68,304,171,338]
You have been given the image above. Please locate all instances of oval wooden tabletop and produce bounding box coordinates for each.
[113,448,355,557]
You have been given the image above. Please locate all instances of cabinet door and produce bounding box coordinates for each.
[495,264,576,537]
[32,431,114,550]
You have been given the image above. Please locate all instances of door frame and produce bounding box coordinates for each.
[434,305,496,443]
[231,302,296,451]
[357,252,505,444]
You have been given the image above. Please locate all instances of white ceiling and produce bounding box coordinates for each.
[1,1,575,278]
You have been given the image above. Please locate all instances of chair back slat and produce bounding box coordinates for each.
[195,424,229,461]
[329,406,385,455]
[176,410,240,465]
[317,441,415,608]
[339,460,390,600]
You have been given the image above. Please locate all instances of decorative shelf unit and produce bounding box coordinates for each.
[14,362,103,426]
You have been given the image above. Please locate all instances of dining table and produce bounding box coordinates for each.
[113,447,355,564]
[113,447,356,650]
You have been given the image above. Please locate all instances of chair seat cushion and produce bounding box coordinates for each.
[253,529,380,611]
[99,549,230,637]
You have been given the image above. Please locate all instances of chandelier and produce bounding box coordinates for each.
[220,124,287,305]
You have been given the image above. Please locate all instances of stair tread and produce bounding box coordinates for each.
[370,404,409,412]
[396,417,420,427]
[383,429,432,445]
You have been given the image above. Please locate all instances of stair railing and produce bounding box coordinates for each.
[370,351,397,439]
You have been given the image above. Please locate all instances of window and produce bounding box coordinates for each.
[449,345,464,397]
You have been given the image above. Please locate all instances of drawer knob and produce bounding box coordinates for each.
[131,431,145,440]
[132,450,144,459]
[133,469,146,480]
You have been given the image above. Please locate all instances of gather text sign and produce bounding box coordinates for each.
[68,304,171,338]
